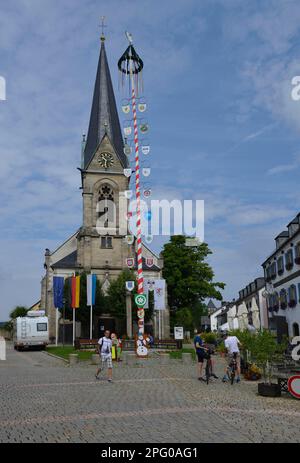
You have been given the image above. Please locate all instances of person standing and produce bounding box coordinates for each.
[117,336,123,362]
[95,330,113,382]
[193,329,206,381]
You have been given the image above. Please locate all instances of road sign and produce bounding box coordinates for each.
[135,294,147,307]
[288,375,300,399]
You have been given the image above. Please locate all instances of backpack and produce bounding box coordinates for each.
[98,337,110,354]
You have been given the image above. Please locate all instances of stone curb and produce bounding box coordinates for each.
[43,351,69,364]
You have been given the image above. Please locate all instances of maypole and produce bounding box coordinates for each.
[118,33,148,356]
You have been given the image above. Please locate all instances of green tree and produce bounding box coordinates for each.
[175,307,194,332]
[9,306,28,319]
[107,269,137,319]
[161,235,225,327]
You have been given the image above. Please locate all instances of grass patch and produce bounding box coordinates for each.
[168,348,196,360]
[46,346,95,361]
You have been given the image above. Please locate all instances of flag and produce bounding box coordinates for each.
[154,279,166,310]
[87,274,97,307]
[71,276,80,308]
[53,276,64,309]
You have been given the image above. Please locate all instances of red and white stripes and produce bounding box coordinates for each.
[132,87,144,301]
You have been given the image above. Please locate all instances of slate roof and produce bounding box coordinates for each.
[51,251,77,269]
[84,38,127,169]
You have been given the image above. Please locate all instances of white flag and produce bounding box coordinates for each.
[154,279,166,310]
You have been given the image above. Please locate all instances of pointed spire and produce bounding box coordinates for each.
[84,37,127,169]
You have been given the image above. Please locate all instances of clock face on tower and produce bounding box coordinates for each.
[97,152,114,169]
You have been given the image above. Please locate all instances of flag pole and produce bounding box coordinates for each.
[55,308,58,346]
[73,272,76,347]
[90,304,92,340]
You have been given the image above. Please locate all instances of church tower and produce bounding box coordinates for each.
[41,32,167,341]
[77,34,132,278]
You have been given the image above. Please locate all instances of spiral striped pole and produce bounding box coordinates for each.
[132,88,144,295]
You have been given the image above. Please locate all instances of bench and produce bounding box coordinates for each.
[122,339,180,351]
[74,338,99,350]
[76,338,181,351]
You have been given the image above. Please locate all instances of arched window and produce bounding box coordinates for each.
[280,289,287,310]
[97,185,115,228]
[293,322,300,337]
[288,284,297,308]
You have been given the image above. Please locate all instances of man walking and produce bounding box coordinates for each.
[95,330,113,382]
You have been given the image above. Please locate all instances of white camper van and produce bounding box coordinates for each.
[13,311,49,351]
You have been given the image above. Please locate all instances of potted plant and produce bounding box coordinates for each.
[251,330,284,397]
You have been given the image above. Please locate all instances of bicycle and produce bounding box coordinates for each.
[204,347,213,385]
[227,352,238,385]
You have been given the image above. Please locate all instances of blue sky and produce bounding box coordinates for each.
[1,0,300,319]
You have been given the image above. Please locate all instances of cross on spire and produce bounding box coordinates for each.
[100,16,107,41]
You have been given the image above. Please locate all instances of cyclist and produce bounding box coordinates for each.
[222,331,242,383]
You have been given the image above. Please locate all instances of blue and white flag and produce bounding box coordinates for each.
[53,276,64,309]
[87,274,97,306]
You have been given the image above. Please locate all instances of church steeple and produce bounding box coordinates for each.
[83,36,127,169]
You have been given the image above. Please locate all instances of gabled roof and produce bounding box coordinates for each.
[84,37,127,169]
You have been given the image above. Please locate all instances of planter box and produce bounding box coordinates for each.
[258,382,281,397]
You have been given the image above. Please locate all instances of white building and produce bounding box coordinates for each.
[262,213,300,339]
[237,277,268,331]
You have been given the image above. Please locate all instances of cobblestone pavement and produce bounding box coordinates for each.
[0,343,299,443]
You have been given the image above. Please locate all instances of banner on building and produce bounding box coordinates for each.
[53,276,64,309]
[154,279,166,310]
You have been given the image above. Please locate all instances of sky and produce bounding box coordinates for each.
[1,0,300,320]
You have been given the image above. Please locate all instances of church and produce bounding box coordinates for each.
[40,33,170,341]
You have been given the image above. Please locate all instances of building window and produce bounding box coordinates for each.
[288,284,297,308]
[101,236,113,249]
[270,262,277,279]
[273,292,279,311]
[293,323,300,336]
[37,323,47,332]
[295,242,300,265]
[265,266,272,282]
[98,185,115,228]
[280,288,287,310]
[285,249,294,271]
[277,256,284,275]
